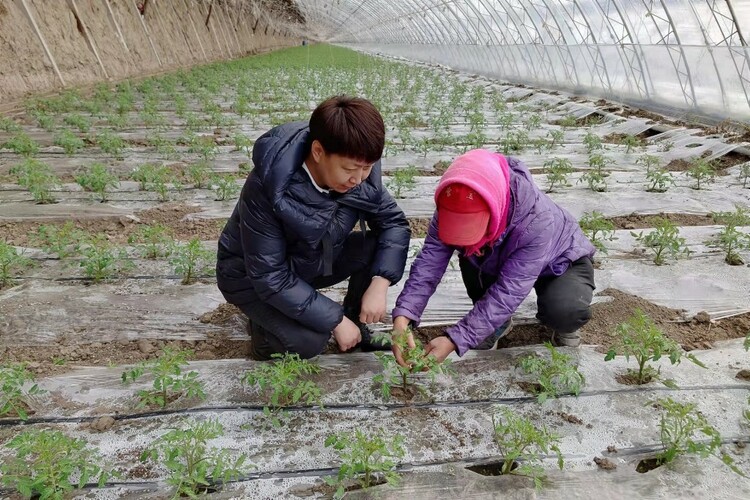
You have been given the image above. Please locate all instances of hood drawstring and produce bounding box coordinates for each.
[359,214,367,252]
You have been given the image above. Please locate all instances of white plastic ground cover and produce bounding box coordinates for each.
[17,339,750,417]
[1,168,748,222]
[2,224,748,346]
[2,342,749,498]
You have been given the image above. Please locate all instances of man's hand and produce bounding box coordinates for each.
[333,316,362,352]
[424,335,456,363]
[359,276,390,324]
[391,315,416,368]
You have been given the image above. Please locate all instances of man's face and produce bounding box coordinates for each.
[313,142,374,193]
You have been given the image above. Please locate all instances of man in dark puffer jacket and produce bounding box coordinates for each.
[216,96,411,360]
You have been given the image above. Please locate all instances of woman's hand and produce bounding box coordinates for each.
[391,315,416,368]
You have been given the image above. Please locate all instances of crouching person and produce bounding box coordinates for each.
[391,149,596,365]
[217,96,410,360]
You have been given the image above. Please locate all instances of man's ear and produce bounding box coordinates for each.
[311,140,325,163]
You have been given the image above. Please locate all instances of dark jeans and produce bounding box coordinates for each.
[239,231,377,360]
[459,256,595,334]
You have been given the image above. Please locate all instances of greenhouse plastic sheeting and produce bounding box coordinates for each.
[287,1,750,122]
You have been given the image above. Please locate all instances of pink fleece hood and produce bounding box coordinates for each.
[434,149,511,256]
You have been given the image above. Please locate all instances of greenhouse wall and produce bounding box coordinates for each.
[344,42,750,123]
[0,0,298,104]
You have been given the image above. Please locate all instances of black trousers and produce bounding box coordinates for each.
[238,231,377,360]
[459,256,595,334]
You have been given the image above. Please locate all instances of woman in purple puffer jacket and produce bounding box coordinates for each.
[391,149,596,365]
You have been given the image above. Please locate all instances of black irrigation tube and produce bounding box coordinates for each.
[2,383,748,427]
[2,436,748,496]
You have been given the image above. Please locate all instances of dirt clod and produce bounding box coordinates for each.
[558,412,584,425]
[607,445,617,453]
[89,415,116,432]
[594,456,617,470]
[137,339,155,355]
[736,370,750,381]
[198,303,242,325]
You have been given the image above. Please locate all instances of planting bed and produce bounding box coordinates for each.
[1,45,749,498]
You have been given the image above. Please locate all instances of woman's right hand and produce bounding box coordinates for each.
[392,316,416,368]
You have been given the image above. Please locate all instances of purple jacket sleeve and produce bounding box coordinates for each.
[391,215,453,324]
[445,211,555,356]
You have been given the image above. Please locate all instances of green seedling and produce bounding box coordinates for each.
[75,163,119,202]
[0,362,44,420]
[578,153,612,192]
[0,241,32,289]
[324,429,405,499]
[645,168,675,193]
[649,397,744,475]
[169,237,215,284]
[104,112,129,130]
[128,224,174,259]
[147,134,179,159]
[712,205,750,228]
[77,235,130,282]
[34,222,86,258]
[491,407,564,489]
[386,165,418,198]
[187,160,211,189]
[372,329,454,401]
[542,157,573,193]
[636,154,660,173]
[501,130,528,155]
[524,113,542,131]
[532,137,549,155]
[188,135,219,161]
[498,113,515,131]
[2,132,40,157]
[211,174,240,201]
[605,309,705,386]
[556,114,577,129]
[53,129,85,156]
[578,211,616,254]
[622,134,642,153]
[518,342,585,403]
[233,133,253,156]
[238,162,253,176]
[121,347,205,408]
[739,163,749,188]
[547,129,564,149]
[92,131,126,160]
[140,418,249,499]
[711,225,750,265]
[1,429,117,499]
[33,112,55,131]
[10,158,60,204]
[243,353,323,426]
[583,131,603,153]
[130,163,180,201]
[631,218,690,265]
[685,159,715,190]
[0,116,22,132]
[62,113,91,133]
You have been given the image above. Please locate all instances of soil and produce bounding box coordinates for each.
[409,218,431,238]
[495,289,750,352]
[736,370,750,381]
[557,411,584,425]
[0,203,227,246]
[0,332,250,378]
[199,302,243,325]
[601,132,651,144]
[665,158,694,172]
[87,415,116,432]
[594,456,617,470]
[606,212,715,230]
[636,457,664,473]
[615,372,654,386]
[607,445,618,453]
[517,381,543,395]
[466,460,518,476]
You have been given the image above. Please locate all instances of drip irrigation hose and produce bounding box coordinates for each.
[1,436,747,496]
[2,383,747,427]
